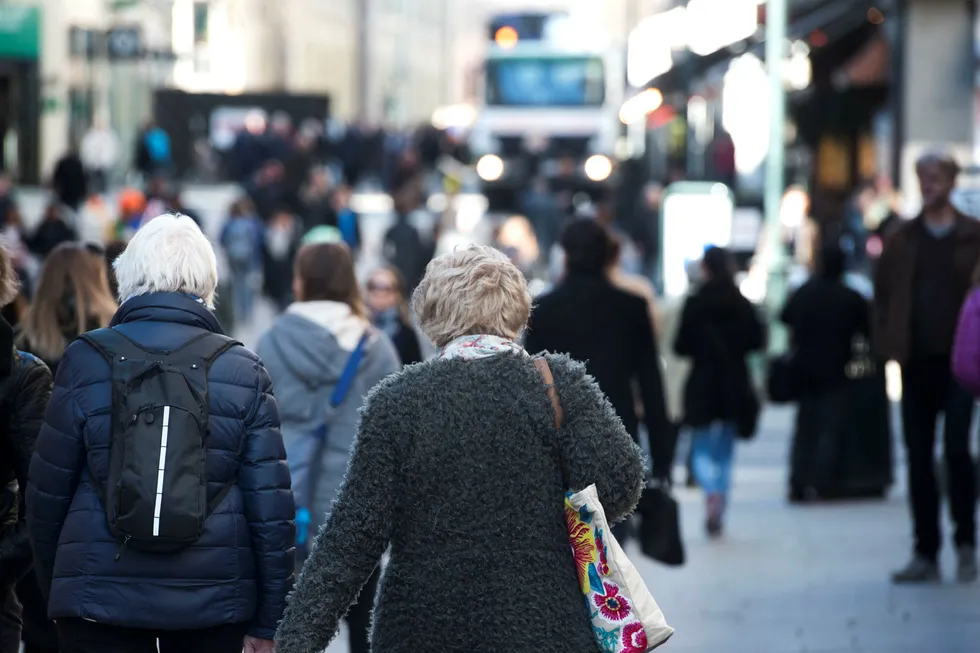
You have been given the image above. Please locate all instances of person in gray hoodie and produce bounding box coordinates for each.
[257,241,400,653]
[274,245,645,653]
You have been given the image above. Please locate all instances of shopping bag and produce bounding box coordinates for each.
[636,480,685,567]
[566,485,674,652]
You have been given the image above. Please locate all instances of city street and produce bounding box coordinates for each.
[15,184,980,653]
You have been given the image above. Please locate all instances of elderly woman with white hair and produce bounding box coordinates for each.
[275,245,645,653]
[26,214,294,653]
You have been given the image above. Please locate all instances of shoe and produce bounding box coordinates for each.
[957,546,978,583]
[705,494,724,539]
[891,556,940,584]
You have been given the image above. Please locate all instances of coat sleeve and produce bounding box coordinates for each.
[25,355,86,597]
[953,289,980,396]
[239,361,296,640]
[0,358,52,588]
[672,297,698,357]
[551,357,645,522]
[275,378,403,653]
[628,300,672,479]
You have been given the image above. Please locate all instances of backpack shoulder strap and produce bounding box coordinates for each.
[533,357,564,429]
[329,331,371,408]
[78,328,150,365]
[171,332,242,371]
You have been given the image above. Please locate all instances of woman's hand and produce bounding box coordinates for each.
[244,635,275,653]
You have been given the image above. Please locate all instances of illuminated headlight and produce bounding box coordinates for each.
[477,154,505,182]
[584,155,613,182]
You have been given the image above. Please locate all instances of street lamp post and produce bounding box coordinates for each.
[764,0,789,355]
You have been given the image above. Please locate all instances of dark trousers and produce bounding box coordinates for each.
[901,358,977,560]
[57,618,248,653]
[347,566,381,653]
[0,587,22,653]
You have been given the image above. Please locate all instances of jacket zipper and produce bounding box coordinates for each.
[114,535,131,561]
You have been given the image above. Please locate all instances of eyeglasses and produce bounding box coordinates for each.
[367,283,396,293]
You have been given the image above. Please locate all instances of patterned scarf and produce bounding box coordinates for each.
[437,334,527,361]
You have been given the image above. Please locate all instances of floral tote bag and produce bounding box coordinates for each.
[534,359,674,652]
[566,486,674,652]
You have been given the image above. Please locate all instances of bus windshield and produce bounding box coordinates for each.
[485,56,605,108]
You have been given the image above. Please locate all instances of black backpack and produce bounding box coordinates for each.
[79,328,241,556]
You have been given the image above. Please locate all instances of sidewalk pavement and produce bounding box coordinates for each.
[322,405,980,653]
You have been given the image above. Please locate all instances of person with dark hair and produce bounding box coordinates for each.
[0,245,54,653]
[257,242,400,653]
[674,246,764,537]
[875,151,980,584]
[782,244,886,501]
[27,203,78,260]
[365,266,424,366]
[526,220,671,521]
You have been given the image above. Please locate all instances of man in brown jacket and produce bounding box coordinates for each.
[874,152,980,584]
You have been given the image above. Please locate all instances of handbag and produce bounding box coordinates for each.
[636,479,685,567]
[534,359,675,653]
[290,332,371,551]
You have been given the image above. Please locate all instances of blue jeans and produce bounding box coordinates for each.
[691,422,737,498]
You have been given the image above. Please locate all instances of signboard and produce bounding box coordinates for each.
[107,26,142,60]
[0,5,41,59]
[658,182,735,299]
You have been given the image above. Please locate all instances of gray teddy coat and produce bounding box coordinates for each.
[274,352,646,653]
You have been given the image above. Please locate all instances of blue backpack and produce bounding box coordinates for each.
[145,128,171,163]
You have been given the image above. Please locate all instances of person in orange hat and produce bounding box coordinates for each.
[112,189,147,242]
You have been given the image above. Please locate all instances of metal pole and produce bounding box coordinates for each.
[764,0,788,355]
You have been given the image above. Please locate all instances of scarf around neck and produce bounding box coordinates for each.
[438,334,527,360]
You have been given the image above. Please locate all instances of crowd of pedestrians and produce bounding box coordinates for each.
[3,111,980,653]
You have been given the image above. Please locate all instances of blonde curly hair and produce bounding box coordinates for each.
[412,245,531,348]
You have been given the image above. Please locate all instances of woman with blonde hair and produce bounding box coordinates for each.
[16,242,116,374]
[275,244,645,653]
[365,265,424,365]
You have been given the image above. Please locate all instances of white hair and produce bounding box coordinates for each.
[113,213,219,308]
[412,245,531,348]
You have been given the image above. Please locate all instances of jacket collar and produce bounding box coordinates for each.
[912,209,978,239]
[110,292,225,334]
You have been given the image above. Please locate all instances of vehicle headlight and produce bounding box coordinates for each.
[476,154,505,182]
[584,155,613,182]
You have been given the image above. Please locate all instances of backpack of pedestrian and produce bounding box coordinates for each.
[258,242,400,653]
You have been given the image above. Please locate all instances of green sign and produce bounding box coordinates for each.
[0,5,41,59]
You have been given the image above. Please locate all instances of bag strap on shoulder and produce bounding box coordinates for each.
[79,328,150,364]
[171,332,242,371]
[330,331,371,408]
[533,357,563,429]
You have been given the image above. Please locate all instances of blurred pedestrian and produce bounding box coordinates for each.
[26,214,294,653]
[674,246,764,537]
[274,245,644,653]
[331,184,361,255]
[0,245,53,653]
[263,208,301,311]
[300,167,335,228]
[365,266,423,366]
[248,161,287,222]
[52,147,88,212]
[782,245,883,501]
[522,177,563,272]
[526,220,671,531]
[258,242,400,653]
[874,152,980,584]
[607,236,662,338]
[220,198,265,324]
[139,121,173,179]
[15,242,117,375]
[27,203,77,259]
[112,188,147,243]
[79,118,120,195]
[382,187,437,293]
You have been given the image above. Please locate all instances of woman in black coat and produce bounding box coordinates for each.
[365,266,424,365]
[782,245,888,501]
[674,247,764,536]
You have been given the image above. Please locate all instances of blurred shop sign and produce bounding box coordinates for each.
[70,27,101,60]
[107,26,142,60]
[0,5,41,60]
[659,182,735,299]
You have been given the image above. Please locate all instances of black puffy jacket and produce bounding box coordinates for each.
[26,293,295,639]
[0,318,53,590]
